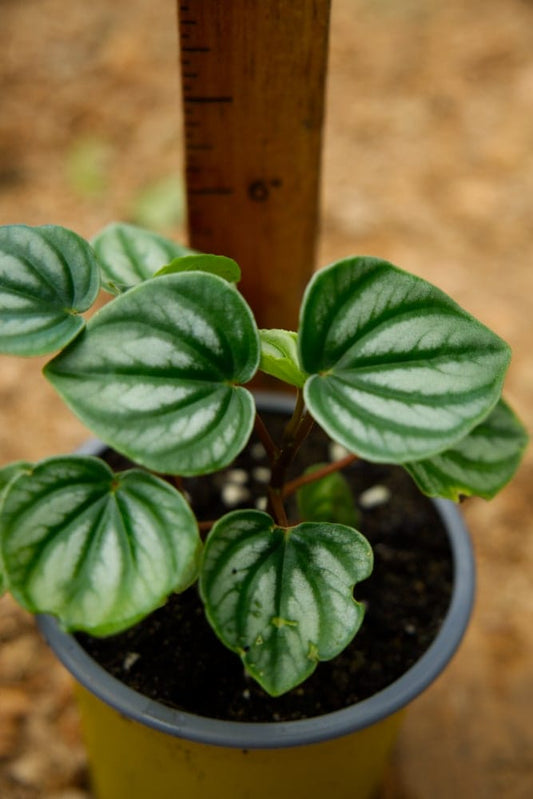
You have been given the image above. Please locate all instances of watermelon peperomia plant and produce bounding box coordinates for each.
[0,222,528,696]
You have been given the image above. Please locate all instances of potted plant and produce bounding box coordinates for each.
[0,221,527,798]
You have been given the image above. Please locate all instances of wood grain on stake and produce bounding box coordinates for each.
[177,1,331,329]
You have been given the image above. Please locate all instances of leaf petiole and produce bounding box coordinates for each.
[282,453,358,498]
[253,411,279,462]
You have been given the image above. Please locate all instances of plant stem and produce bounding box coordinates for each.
[254,411,279,461]
[282,453,358,498]
[270,407,315,490]
[281,388,306,444]
[173,475,184,493]
[198,519,215,541]
[263,390,316,525]
[267,487,289,527]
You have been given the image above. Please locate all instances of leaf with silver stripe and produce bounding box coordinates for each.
[92,222,194,294]
[200,510,373,696]
[0,460,32,596]
[44,272,260,475]
[404,398,529,500]
[0,225,100,355]
[300,257,511,463]
[0,456,201,634]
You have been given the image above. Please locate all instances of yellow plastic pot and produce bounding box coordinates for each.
[39,495,474,799]
[38,394,475,799]
[74,683,404,799]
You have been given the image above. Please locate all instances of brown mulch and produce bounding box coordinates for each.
[0,597,88,799]
[1,1,532,797]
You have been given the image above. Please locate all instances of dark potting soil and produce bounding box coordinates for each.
[78,408,454,723]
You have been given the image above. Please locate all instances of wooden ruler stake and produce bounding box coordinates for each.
[177,1,331,329]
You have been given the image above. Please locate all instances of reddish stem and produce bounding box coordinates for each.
[282,453,357,498]
[198,519,215,541]
[267,487,289,527]
[254,411,279,461]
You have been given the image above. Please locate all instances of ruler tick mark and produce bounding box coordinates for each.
[189,188,234,196]
[184,96,233,104]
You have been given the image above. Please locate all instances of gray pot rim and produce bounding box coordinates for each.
[38,391,476,750]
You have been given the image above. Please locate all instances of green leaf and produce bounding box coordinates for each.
[0,461,32,595]
[0,225,100,356]
[200,510,373,696]
[300,257,511,464]
[0,461,33,595]
[297,464,360,527]
[259,329,308,388]
[0,461,32,496]
[92,222,194,294]
[404,398,529,500]
[45,273,260,476]
[156,254,241,283]
[0,456,202,635]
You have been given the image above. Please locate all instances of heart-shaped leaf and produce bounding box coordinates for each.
[297,465,360,527]
[92,222,194,294]
[0,456,202,635]
[0,225,100,355]
[404,398,529,500]
[45,273,260,475]
[156,254,241,283]
[200,510,373,696]
[0,461,32,595]
[259,329,308,388]
[300,257,511,463]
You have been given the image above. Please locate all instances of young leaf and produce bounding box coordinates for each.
[0,225,100,356]
[0,456,202,635]
[403,398,529,501]
[259,329,308,388]
[155,254,241,283]
[297,464,360,527]
[45,273,260,476]
[200,510,373,696]
[0,461,32,595]
[300,257,511,464]
[92,222,194,294]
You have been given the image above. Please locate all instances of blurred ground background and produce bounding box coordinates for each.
[0,0,532,796]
